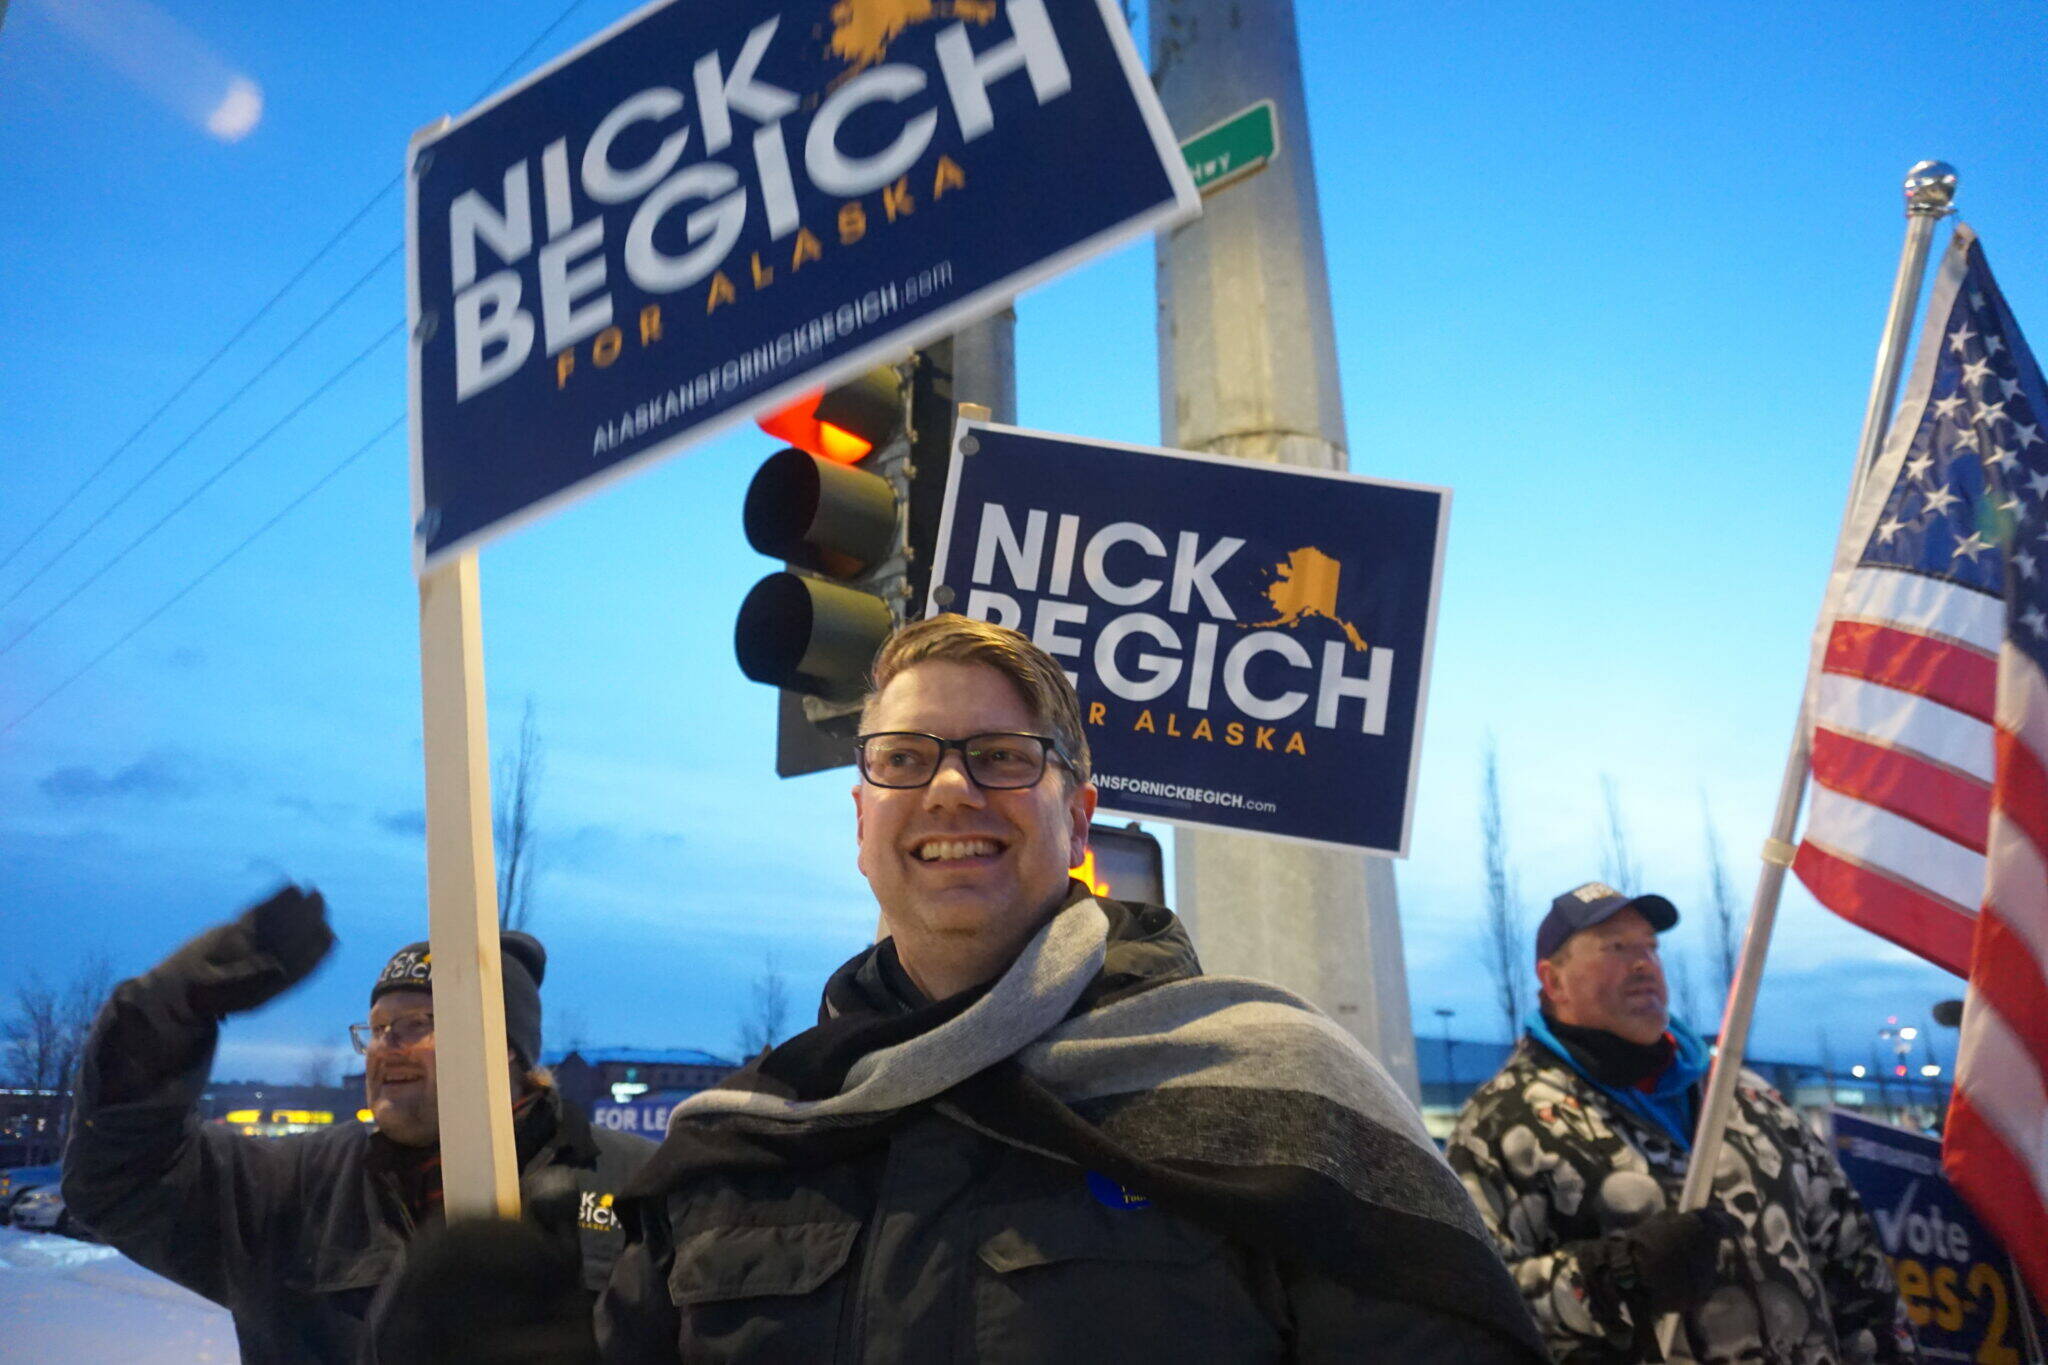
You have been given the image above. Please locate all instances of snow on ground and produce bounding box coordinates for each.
[0,1225,236,1359]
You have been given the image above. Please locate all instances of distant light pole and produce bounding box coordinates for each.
[1879,1017,1922,1127]
[1928,1001,1963,1128]
[1869,1044,1893,1122]
[1434,1008,1457,1104]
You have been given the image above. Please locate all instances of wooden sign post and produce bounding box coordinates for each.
[418,552,519,1218]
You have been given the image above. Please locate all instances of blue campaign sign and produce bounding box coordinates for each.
[1831,1111,2048,1363]
[590,1096,682,1136]
[925,423,1449,854]
[406,0,1196,569]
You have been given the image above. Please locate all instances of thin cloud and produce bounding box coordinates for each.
[377,809,428,837]
[39,751,198,804]
[33,0,265,143]
[275,795,355,827]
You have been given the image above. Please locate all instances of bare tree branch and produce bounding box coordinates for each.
[736,955,792,1060]
[1700,795,1740,1001]
[298,1043,343,1089]
[1666,945,1704,1030]
[495,697,545,931]
[1598,774,1640,895]
[4,953,114,1161]
[2,974,65,1092]
[1479,735,1527,1041]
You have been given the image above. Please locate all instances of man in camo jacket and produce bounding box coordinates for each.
[1448,881,1918,1364]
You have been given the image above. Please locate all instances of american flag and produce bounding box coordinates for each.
[1791,225,2048,1297]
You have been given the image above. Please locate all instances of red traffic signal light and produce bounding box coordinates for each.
[753,367,904,465]
[736,349,962,778]
[737,362,913,722]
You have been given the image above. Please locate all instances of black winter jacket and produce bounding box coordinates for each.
[1448,1035,1917,1364]
[62,955,652,1363]
[598,916,1537,1363]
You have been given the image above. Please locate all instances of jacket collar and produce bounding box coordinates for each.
[546,1086,601,1166]
[831,883,1203,1024]
[1523,1011,1709,1147]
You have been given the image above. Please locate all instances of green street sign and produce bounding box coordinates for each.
[1179,99,1279,197]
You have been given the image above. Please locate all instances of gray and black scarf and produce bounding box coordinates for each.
[625,890,1541,1356]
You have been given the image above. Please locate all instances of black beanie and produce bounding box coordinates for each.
[370,932,546,1069]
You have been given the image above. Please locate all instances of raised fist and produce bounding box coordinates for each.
[161,884,337,1019]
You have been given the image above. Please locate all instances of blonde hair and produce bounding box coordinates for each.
[862,615,1092,786]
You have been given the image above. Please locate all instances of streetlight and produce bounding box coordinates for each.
[1433,1008,1456,1103]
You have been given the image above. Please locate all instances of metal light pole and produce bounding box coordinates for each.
[1151,0,1420,1101]
[948,307,1017,424]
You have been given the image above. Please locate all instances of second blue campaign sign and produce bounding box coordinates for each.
[926,423,1451,855]
[407,0,1196,569]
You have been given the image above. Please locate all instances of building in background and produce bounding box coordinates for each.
[543,1047,739,1115]
[1,1086,65,1167]
[1417,1036,1953,1141]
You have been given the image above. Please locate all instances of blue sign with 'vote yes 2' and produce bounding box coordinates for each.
[1831,1111,2048,1362]
[925,424,1450,854]
[407,0,1196,569]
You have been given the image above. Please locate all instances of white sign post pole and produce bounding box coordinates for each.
[418,551,520,1218]
[1653,161,1956,1358]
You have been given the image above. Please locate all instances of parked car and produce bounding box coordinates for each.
[12,1186,64,1232]
[0,1164,61,1226]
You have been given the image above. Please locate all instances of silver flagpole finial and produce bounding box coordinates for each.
[1904,160,1958,217]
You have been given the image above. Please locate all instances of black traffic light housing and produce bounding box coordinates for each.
[1076,822,1166,905]
[736,345,964,776]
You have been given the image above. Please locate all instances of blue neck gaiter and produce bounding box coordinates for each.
[1525,1010,1710,1149]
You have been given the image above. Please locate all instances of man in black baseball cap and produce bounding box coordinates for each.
[361,932,547,1150]
[62,887,652,1363]
[1447,881,1916,1362]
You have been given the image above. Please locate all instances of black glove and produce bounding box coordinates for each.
[160,884,336,1019]
[376,1217,598,1364]
[1579,1206,1742,1332]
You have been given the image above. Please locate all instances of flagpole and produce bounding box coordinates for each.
[1655,161,1956,1358]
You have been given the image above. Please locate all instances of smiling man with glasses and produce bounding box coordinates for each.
[847,652,1096,1006]
[62,896,652,1363]
[583,614,1545,1363]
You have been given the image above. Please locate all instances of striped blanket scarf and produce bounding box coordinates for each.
[625,892,1540,1355]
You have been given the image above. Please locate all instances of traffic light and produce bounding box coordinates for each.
[737,349,962,776]
[1073,823,1166,905]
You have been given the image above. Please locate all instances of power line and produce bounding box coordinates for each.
[0,0,598,722]
[473,0,599,94]
[1,417,405,739]
[0,322,403,660]
[0,0,594,576]
[0,183,400,578]
[0,248,400,612]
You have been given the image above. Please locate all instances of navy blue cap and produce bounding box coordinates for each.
[1535,882,1678,960]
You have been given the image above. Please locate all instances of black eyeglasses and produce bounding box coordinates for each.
[349,1014,434,1054]
[855,732,1067,790]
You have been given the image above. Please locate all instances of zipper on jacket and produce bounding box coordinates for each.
[831,1211,876,1365]
[836,1133,907,1365]
[376,1170,417,1239]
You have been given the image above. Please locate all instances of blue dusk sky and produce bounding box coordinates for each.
[3,0,2045,1081]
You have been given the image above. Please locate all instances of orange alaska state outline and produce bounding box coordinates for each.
[828,0,998,75]
[1250,546,1369,651]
